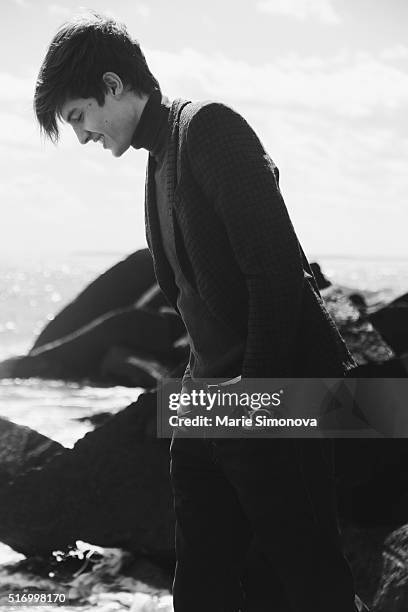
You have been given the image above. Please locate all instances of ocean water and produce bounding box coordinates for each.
[0,252,144,445]
[318,255,408,305]
[0,252,124,361]
[0,251,408,609]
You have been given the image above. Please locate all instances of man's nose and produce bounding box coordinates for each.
[73,124,91,145]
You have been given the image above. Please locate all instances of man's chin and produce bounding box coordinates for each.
[111,143,130,158]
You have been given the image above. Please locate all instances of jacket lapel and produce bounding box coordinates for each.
[145,154,179,309]
[144,98,192,310]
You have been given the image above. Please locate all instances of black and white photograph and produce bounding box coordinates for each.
[1,1,408,610]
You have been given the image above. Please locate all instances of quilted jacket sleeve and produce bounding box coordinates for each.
[186,103,305,377]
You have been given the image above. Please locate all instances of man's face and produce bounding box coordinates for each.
[60,86,136,157]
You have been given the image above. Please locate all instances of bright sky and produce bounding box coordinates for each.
[1,0,408,258]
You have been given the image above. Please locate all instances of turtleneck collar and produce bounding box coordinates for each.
[131,88,170,159]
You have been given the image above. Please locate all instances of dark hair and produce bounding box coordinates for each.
[34,11,160,142]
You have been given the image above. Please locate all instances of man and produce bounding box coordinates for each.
[34,12,368,612]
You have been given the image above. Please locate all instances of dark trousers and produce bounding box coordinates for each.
[170,433,360,612]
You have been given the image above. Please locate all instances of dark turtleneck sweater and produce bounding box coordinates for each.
[131,88,169,159]
[132,89,177,272]
[132,90,245,382]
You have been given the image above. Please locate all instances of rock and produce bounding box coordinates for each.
[0,390,174,560]
[312,262,400,365]
[335,438,408,527]
[310,262,332,290]
[0,417,63,487]
[3,391,408,611]
[2,402,408,563]
[0,248,187,385]
[321,285,395,365]
[2,379,408,559]
[0,307,186,386]
[75,412,114,428]
[100,345,188,388]
[341,525,388,608]
[349,293,368,316]
[371,525,408,611]
[369,293,408,356]
[351,357,407,378]
[32,250,161,349]
[0,354,66,380]
[0,357,21,379]
[27,307,186,384]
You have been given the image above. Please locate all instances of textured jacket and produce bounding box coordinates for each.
[144,99,355,378]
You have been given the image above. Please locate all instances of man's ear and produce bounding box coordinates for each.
[102,72,124,97]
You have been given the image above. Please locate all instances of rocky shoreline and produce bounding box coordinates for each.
[1,251,408,610]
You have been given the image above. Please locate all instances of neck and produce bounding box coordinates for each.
[133,93,149,129]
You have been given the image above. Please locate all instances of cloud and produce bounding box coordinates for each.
[101,5,150,20]
[135,3,150,19]
[380,44,408,62]
[146,45,408,256]
[256,0,341,24]
[47,4,72,18]
[0,112,41,148]
[256,108,408,256]
[0,72,34,101]
[148,47,408,118]
[2,43,407,257]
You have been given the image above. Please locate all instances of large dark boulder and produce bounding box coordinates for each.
[2,393,408,559]
[0,390,174,560]
[2,390,408,611]
[0,417,63,488]
[321,286,394,365]
[0,248,188,386]
[369,293,408,356]
[0,247,187,385]
[28,307,186,383]
[0,308,186,385]
[335,438,408,528]
[310,262,332,290]
[32,249,163,350]
[341,524,408,611]
[371,525,408,611]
